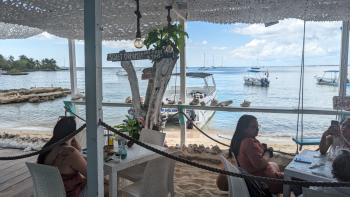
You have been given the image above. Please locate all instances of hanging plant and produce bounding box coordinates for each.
[143,23,188,53]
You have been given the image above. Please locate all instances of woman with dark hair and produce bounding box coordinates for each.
[37,116,108,197]
[217,114,283,194]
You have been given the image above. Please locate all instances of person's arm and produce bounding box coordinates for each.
[71,137,82,152]
[244,139,268,173]
[67,148,87,177]
[216,162,228,191]
[319,129,334,155]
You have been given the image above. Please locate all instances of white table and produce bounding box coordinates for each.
[283,150,336,197]
[104,144,168,197]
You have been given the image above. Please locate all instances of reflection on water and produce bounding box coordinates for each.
[0,66,343,137]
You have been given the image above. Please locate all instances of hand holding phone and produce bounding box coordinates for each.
[326,120,340,136]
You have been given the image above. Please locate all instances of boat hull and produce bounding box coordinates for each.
[316,78,338,86]
[244,77,269,87]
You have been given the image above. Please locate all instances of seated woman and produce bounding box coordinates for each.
[217,114,283,194]
[37,116,108,197]
[319,118,350,156]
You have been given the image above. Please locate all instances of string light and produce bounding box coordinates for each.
[134,0,143,48]
[165,5,173,53]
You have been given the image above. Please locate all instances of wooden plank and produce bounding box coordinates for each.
[0,149,35,197]
[107,50,174,61]
[0,171,31,191]
[1,177,33,197]
[0,165,28,184]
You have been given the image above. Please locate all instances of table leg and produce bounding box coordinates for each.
[283,176,291,197]
[109,169,118,197]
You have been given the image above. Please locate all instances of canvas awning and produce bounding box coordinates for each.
[1,0,350,40]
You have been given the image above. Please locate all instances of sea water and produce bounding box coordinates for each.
[0,66,344,138]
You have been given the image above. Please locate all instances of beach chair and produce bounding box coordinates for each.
[219,155,250,197]
[26,162,66,197]
[119,157,172,197]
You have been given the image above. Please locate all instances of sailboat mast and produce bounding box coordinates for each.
[212,55,214,67]
[203,53,206,68]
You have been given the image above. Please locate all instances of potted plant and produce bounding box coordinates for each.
[115,115,142,147]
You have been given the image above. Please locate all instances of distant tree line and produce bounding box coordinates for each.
[0,54,60,73]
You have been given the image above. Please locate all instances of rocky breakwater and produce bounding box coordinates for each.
[0,87,71,104]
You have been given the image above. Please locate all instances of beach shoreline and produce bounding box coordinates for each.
[0,126,314,154]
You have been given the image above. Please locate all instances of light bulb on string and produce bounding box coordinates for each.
[165,44,173,53]
[134,37,143,48]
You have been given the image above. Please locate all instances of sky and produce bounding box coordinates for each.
[0,19,344,67]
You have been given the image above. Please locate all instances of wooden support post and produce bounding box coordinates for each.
[339,21,349,120]
[178,105,186,146]
[145,57,178,129]
[68,39,78,95]
[121,60,143,118]
[339,21,349,98]
[84,0,104,196]
[179,19,187,146]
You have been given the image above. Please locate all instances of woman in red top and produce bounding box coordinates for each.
[229,115,283,194]
[37,116,109,197]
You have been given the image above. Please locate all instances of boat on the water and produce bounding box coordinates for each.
[315,70,339,86]
[161,72,217,129]
[244,67,270,87]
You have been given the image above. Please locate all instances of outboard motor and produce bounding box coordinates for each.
[186,110,196,129]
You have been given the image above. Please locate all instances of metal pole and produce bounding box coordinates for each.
[68,39,78,95]
[339,21,349,98]
[179,19,187,146]
[84,0,104,196]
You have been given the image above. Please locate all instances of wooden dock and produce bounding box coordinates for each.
[0,148,35,197]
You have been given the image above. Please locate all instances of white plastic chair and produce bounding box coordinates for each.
[139,128,166,146]
[118,129,173,194]
[119,157,172,197]
[219,155,250,197]
[26,162,66,197]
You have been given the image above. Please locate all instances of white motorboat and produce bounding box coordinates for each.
[161,72,217,129]
[315,70,339,86]
[244,67,270,87]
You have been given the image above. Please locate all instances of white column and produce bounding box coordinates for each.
[68,39,78,95]
[84,0,104,196]
[339,21,349,98]
[179,19,187,146]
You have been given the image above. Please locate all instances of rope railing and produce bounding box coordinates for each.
[0,123,86,160]
[177,111,296,156]
[100,120,350,187]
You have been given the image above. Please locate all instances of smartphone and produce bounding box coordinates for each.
[331,120,339,126]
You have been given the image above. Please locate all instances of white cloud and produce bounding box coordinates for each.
[231,19,341,64]
[202,40,208,45]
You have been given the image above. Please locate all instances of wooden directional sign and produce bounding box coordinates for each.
[107,50,174,62]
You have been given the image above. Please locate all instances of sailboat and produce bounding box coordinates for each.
[211,55,216,69]
[199,53,209,71]
[315,70,339,86]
